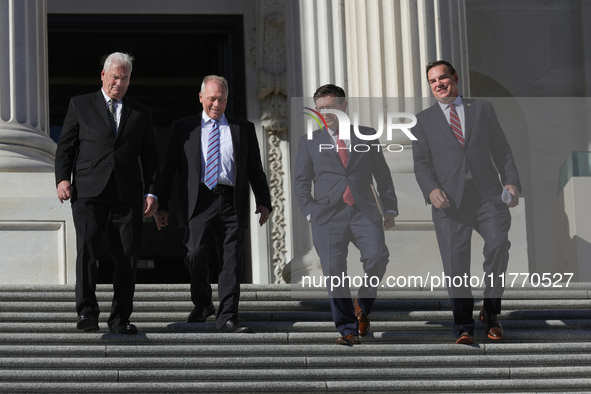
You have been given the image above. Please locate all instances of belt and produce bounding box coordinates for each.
[201,183,234,195]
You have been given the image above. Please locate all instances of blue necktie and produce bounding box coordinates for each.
[204,120,220,189]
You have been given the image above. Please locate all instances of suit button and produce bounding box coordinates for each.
[108,163,113,167]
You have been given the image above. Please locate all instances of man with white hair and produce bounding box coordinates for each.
[55,52,159,334]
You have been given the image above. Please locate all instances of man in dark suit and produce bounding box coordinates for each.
[55,52,159,334]
[412,60,521,344]
[294,84,397,345]
[156,75,271,333]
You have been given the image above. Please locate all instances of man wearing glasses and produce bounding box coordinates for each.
[294,84,398,345]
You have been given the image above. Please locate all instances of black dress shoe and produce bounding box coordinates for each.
[77,314,99,333]
[109,323,138,335]
[218,320,253,333]
[187,303,216,323]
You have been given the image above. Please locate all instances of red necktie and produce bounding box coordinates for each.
[335,132,355,206]
[448,104,464,147]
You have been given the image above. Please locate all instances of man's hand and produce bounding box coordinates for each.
[255,205,270,226]
[429,188,450,209]
[57,180,73,203]
[155,211,169,231]
[384,211,396,229]
[143,196,159,217]
[505,185,520,208]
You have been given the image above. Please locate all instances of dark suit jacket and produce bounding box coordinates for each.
[158,112,272,228]
[55,90,159,205]
[412,99,521,219]
[294,126,398,228]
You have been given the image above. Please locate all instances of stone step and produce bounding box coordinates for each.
[2,329,591,345]
[3,299,591,313]
[1,378,591,393]
[3,352,591,369]
[1,309,590,322]
[1,288,589,300]
[2,366,591,382]
[0,318,590,334]
[1,342,591,357]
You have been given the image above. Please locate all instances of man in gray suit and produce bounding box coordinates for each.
[412,60,521,344]
[295,84,398,345]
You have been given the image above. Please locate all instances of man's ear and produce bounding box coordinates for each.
[341,100,348,112]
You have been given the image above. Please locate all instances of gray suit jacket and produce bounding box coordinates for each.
[294,126,398,228]
[412,99,521,219]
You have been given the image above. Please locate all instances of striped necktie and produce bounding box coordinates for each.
[204,120,220,189]
[108,99,117,138]
[448,103,464,147]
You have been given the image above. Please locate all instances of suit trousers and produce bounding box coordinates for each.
[311,202,389,336]
[433,181,511,337]
[71,175,142,328]
[185,184,245,330]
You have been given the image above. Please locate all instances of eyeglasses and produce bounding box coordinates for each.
[316,104,341,111]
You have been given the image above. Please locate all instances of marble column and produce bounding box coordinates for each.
[287,0,349,282]
[0,0,75,284]
[0,0,55,171]
[344,0,470,173]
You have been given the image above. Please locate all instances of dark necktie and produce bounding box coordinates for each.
[448,103,464,146]
[335,131,355,206]
[204,120,220,189]
[108,99,117,138]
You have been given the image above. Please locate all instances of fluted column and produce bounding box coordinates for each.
[344,0,470,173]
[0,0,56,171]
[299,0,347,96]
[286,0,349,282]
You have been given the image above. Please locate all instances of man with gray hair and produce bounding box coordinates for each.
[55,52,159,334]
[156,75,272,333]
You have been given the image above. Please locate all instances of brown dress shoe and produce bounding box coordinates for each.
[480,306,504,340]
[336,334,361,345]
[455,332,474,345]
[354,298,370,336]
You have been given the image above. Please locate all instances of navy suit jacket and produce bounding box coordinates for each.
[412,99,521,219]
[55,90,159,205]
[158,112,272,228]
[294,126,398,228]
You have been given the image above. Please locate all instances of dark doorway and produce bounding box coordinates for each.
[48,14,251,284]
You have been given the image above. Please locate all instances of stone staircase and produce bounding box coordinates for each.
[1,283,591,393]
